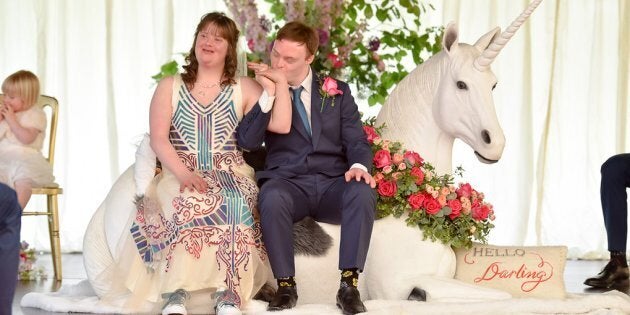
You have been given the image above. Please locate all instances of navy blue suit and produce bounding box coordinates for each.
[0,183,21,314]
[601,153,630,252]
[237,72,376,278]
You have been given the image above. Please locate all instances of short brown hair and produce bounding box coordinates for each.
[2,70,40,108]
[181,12,239,88]
[276,21,319,56]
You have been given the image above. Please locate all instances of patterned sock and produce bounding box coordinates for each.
[340,268,359,288]
[610,251,628,267]
[277,276,296,288]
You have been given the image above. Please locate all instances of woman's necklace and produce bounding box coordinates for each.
[196,80,222,97]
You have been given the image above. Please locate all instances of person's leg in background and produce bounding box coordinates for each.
[0,183,22,314]
[585,153,630,288]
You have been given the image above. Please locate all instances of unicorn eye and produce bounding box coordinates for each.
[456,81,468,90]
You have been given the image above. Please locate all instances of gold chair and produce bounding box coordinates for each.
[18,95,63,281]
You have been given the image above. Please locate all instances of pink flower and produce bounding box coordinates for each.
[363,126,379,144]
[456,183,472,198]
[392,172,402,180]
[472,203,491,221]
[392,153,404,165]
[373,172,384,183]
[398,163,406,170]
[410,167,424,185]
[423,196,441,215]
[373,149,392,168]
[327,53,344,68]
[404,151,424,166]
[377,180,397,197]
[321,77,343,97]
[448,199,462,219]
[382,165,393,174]
[408,193,425,210]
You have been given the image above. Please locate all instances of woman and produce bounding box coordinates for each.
[101,12,289,315]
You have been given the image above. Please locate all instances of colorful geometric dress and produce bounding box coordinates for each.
[116,75,269,308]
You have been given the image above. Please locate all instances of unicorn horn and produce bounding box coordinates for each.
[473,0,543,71]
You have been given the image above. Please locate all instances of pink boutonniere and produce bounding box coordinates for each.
[319,76,343,112]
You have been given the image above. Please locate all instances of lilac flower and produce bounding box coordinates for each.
[318,29,329,46]
[285,0,306,22]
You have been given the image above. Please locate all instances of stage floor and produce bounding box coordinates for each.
[12,253,629,314]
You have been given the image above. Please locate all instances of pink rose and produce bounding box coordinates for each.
[404,151,424,166]
[377,180,397,197]
[456,183,472,198]
[472,204,491,221]
[363,126,379,144]
[247,39,255,51]
[382,165,393,174]
[448,199,462,219]
[392,172,402,180]
[423,196,441,215]
[410,167,424,185]
[408,193,425,210]
[322,77,344,96]
[398,163,406,170]
[373,172,384,183]
[392,153,404,165]
[373,149,392,168]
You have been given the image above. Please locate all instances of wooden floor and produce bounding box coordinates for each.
[11,253,630,314]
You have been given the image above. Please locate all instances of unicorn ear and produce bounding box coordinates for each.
[474,27,501,52]
[442,22,459,56]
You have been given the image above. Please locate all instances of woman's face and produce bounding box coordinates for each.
[195,23,229,69]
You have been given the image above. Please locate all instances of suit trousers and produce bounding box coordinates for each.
[0,183,21,314]
[258,174,376,278]
[601,153,630,252]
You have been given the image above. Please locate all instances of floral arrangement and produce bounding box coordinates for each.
[18,241,47,280]
[154,0,443,106]
[364,119,495,248]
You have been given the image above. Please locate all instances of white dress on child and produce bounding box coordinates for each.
[0,105,55,188]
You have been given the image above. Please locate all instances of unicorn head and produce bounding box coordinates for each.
[376,0,542,174]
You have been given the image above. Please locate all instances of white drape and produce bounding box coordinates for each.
[1,1,628,258]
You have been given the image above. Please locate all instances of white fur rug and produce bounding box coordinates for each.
[21,279,630,314]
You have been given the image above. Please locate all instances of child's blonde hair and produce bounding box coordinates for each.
[2,70,40,108]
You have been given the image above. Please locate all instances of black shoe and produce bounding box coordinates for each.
[267,285,298,311]
[584,261,630,288]
[336,286,366,315]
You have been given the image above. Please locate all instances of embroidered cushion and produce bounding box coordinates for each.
[454,244,568,299]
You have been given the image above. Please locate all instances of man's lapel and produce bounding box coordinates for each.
[310,70,323,148]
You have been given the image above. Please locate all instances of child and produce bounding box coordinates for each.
[0,70,55,209]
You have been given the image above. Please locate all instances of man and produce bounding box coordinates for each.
[584,153,630,289]
[0,183,22,314]
[237,21,376,314]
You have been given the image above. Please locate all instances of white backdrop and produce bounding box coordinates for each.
[0,0,628,258]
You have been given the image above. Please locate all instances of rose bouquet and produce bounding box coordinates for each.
[364,119,495,248]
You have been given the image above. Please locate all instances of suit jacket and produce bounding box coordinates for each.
[236,71,372,184]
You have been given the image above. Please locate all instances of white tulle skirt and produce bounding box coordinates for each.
[0,146,55,188]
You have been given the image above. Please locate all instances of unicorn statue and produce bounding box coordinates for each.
[81,0,542,310]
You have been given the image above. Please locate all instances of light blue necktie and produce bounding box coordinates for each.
[290,86,311,136]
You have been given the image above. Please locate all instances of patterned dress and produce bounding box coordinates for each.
[122,75,268,307]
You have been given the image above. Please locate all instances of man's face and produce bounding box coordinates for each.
[270,39,314,86]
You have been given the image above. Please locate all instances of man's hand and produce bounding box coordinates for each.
[345,168,376,188]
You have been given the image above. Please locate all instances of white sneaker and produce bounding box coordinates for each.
[215,302,241,315]
[214,288,242,315]
[162,289,189,315]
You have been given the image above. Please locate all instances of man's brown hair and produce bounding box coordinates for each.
[276,21,319,56]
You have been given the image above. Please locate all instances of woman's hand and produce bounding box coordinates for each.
[247,62,288,96]
[176,171,208,193]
